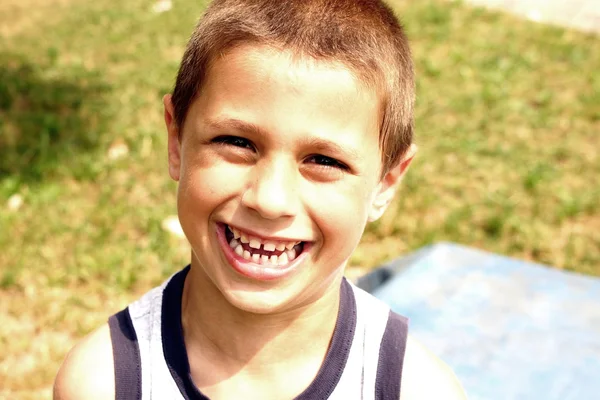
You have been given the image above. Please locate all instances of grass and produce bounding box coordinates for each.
[0,0,598,397]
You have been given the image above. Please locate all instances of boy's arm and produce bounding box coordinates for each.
[400,335,467,400]
[53,323,115,400]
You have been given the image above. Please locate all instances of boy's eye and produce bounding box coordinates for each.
[305,154,348,171]
[211,135,254,150]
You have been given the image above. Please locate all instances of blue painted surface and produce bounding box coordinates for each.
[362,243,600,400]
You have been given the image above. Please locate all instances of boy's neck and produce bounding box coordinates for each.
[180,259,343,395]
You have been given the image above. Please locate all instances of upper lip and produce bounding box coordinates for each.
[223,223,309,243]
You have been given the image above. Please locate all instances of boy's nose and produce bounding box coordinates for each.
[241,158,299,220]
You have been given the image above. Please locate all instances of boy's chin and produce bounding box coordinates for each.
[218,272,343,316]
[221,285,304,315]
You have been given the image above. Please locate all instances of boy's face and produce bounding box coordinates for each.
[165,44,414,314]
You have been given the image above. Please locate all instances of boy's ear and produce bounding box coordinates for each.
[164,94,181,182]
[368,144,417,222]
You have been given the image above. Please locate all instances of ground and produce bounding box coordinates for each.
[0,0,598,398]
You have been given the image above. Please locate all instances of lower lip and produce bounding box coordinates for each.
[216,224,310,281]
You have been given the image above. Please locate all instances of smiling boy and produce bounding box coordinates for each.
[54,0,466,399]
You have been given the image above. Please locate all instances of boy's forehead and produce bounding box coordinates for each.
[198,46,376,113]
[207,44,374,97]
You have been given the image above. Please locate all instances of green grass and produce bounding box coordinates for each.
[0,0,599,396]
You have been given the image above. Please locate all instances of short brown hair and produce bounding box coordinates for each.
[171,0,414,176]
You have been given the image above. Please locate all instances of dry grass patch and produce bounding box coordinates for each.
[0,0,83,38]
[1,0,599,397]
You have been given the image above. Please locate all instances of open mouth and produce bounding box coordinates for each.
[224,224,305,267]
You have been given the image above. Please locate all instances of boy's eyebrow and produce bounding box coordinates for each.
[204,117,269,137]
[298,137,362,162]
[205,117,362,161]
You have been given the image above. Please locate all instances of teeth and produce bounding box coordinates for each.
[231,244,298,265]
[228,226,303,264]
[234,244,244,256]
[227,225,241,239]
[278,252,289,265]
[286,248,297,261]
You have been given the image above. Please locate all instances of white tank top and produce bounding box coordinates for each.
[108,266,408,399]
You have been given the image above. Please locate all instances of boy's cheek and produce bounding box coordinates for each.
[180,169,244,201]
[313,190,370,244]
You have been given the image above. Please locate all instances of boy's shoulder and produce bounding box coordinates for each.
[401,335,467,399]
[53,323,115,400]
[344,283,467,398]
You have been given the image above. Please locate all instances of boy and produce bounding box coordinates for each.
[54,0,466,398]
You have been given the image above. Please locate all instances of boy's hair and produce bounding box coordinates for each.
[172,0,414,176]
